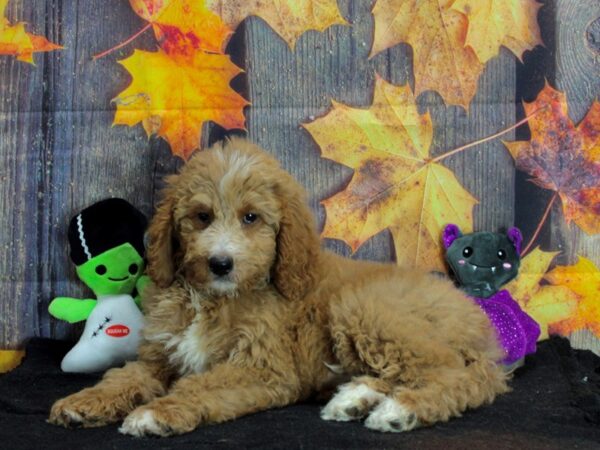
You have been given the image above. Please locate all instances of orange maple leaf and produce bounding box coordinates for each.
[451,0,543,63]
[545,256,600,339]
[206,0,347,49]
[370,0,484,109]
[506,248,579,340]
[113,49,248,159]
[304,76,477,271]
[0,0,61,64]
[129,0,232,54]
[504,84,600,235]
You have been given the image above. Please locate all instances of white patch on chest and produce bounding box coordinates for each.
[149,316,208,376]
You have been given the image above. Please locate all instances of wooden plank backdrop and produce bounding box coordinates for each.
[0,0,598,353]
[551,0,600,352]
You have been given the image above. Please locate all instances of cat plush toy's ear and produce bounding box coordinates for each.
[507,227,523,255]
[443,224,462,249]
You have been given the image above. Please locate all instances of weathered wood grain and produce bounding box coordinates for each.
[243,0,389,261]
[0,0,181,347]
[0,1,49,349]
[0,0,598,356]
[244,0,516,265]
[551,0,600,354]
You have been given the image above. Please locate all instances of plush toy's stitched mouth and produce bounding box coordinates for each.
[108,276,129,281]
[465,262,500,273]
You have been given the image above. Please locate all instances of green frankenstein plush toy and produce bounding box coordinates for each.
[49,198,149,373]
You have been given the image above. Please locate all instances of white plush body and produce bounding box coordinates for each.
[61,295,143,373]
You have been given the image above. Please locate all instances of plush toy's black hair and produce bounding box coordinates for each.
[67,198,147,265]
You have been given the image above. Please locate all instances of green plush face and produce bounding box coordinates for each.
[75,243,145,296]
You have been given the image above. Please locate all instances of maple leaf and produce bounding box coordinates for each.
[504,84,600,235]
[506,248,578,340]
[370,0,484,109]
[451,0,543,63]
[0,0,61,64]
[0,350,25,373]
[304,76,477,271]
[545,256,600,339]
[206,0,347,49]
[113,48,248,159]
[129,0,232,54]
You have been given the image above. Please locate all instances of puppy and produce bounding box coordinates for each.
[49,138,508,436]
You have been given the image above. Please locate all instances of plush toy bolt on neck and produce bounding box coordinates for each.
[49,198,149,373]
[443,225,540,371]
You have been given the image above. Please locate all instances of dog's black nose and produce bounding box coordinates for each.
[208,256,234,276]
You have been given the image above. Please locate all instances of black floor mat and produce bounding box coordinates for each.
[1,337,599,449]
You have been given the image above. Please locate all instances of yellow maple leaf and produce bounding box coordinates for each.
[0,0,61,64]
[129,0,232,54]
[206,0,347,49]
[113,49,248,159]
[451,0,543,63]
[370,0,484,109]
[304,76,477,271]
[545,256,600,339]
[0,350,24,373]
[506,248,579,340]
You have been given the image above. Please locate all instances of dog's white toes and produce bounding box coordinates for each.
[61,408,84,424]
[119,409,166,437]
[364,397,419,433]
[321,383,385,422]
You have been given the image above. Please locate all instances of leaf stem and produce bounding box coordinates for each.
[430,107,547,164]
[522,192,559,256]
[92,22,153,60]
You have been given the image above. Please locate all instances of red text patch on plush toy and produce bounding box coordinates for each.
[105,324,130,337]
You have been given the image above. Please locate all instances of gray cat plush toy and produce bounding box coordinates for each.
[443,224,540,370]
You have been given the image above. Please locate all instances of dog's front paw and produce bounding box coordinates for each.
[48,388,125,428]
[321,383,385,422]
[120,400,199,437]
[120,408,171,437]
[364,397,419,433]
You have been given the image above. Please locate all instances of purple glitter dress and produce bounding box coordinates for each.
[472,290,541,365]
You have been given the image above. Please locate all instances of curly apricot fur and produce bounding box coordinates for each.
[49,138,508,436]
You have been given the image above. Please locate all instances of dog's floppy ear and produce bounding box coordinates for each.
[146,185,178,288]
[272,175,321,301]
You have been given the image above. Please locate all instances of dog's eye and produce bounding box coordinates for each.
[497,249,507,260]
[243,213,258,225]
[462,247,473,258]
[197,212,211,224]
